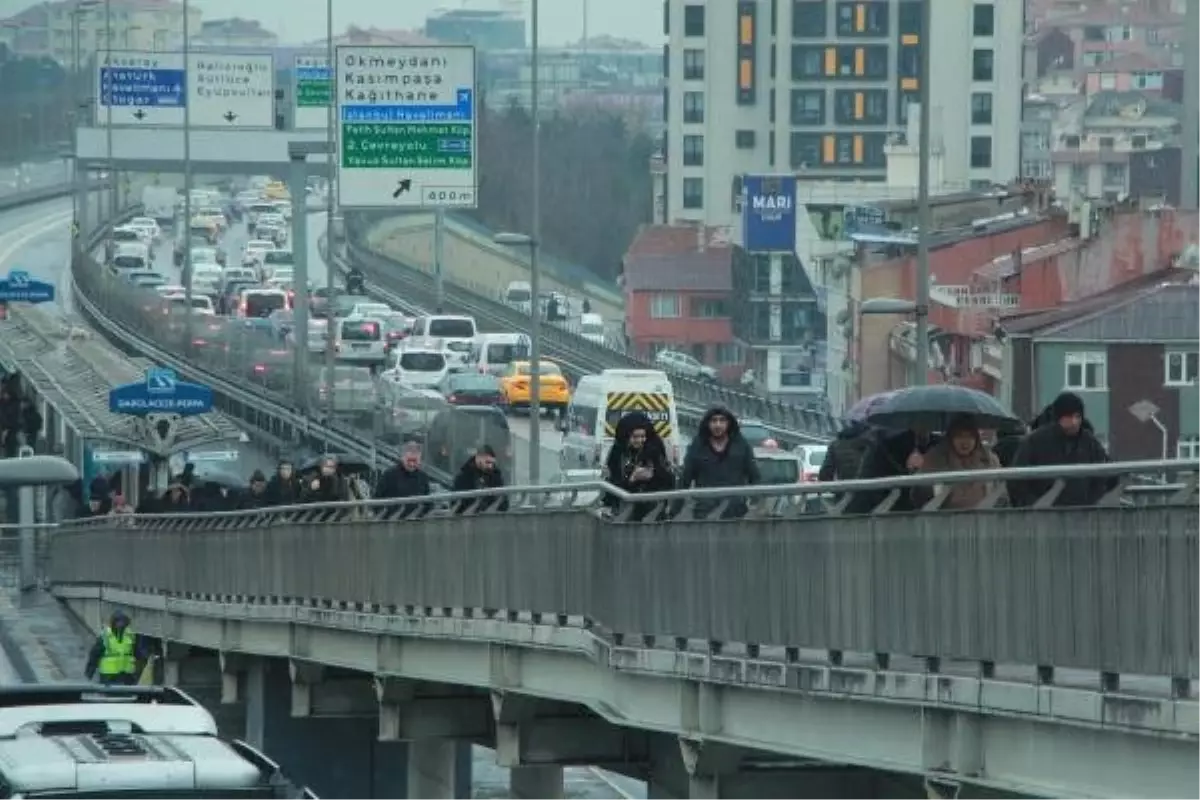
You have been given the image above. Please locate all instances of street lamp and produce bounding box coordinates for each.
[493,230,542,484]
[324,0,338,416]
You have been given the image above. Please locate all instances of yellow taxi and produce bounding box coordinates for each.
[499,360,571,413]
[263,181,290,200]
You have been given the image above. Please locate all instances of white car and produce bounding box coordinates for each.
[288,318,329,354]
[155,284,185,297]
[348,302,393,319]
[113,224,153,251]
[333,316,389,365]
[189,246,221,266]
[126,216,162,241]
[242,239,275,267]
[654,348,718,381]
[162,292,216,316]
[381,347,449,390]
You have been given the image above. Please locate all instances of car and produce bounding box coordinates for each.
[268,308,295,339]
[108,242,150,276]
[196,206,227,232]
[246,347,293,392]
[348,302,392,319]
[380,313,413,354]
[190,263,224,287]
[654,348,718,381]
[123,269,164,286]
[287,317,329,354]
[256,222,287,248]
[469,333,531,376]
[426,405,513,477]
[113,223,153,250]
[238,288,289,319]
[377,383,448,444]
[739,418,782,450]
[242,239,275,267]
[438,372,502,406]
[105,226,145,260]
[174,230,214,264]
[162,292,216,316]
[245,201,278,231]
[126,216,161,241]
[498,359,571,415]
[794,444,829,483]
[380,347,448,391]
[333,316,388,366]
[217,280,257,315]
[189,246,223,267]
[259,249,294,280]
[220,266,257,287]
[310,365,377,418]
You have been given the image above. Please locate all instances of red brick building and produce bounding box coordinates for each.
[621,225,742,381]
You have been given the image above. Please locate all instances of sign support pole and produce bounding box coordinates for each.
[434,208,445,313]
[527,0,543,484]
[289,150,311,412]
[181,0,194,355]
[325,0,338,417]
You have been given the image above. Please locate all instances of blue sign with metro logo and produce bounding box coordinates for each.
[741,174,797,253]
[0,270,55,304]
[109,367,214,416]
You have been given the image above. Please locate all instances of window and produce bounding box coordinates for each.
[1098,72,1117,90]
[1062,133,1081,148]
[683,134,704,166]
[691,298,728,318]
[791,45,824,79]
[790,89,825,124]
[649,294,682,318]
[683,91,704,122]
[1131,134,1147,149]
[897,45,919,77]
[682,177,703,209]
[663,0,669,34]
[1098,136,1115,150]
[790,133,823,168]
[972,3,994,36]
[769,130,776,165]
[896,89,919,124]
[970,92,993,124]
[683,48,705,79]
[1064,352,1107,390]
[898,0,922,34]
[835,89,888,123]
[1103,163,1126,185]
[683,4,705,36]
[792,0,827,37]
[1083,25,1105,42]
[1165,351,1199,386]
[970,136,992,168]
[1177,435,1200,460]
[1134,70,1163,89]
[836,1,888,35]
[735,129,756,148]
[972,49,994,81]
[716,343,743,365]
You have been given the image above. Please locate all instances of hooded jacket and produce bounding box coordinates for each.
[844,428,925,514]
[819,420,873,483]
[679,407,759,517]
[912,416,1001,510]
[452,456,508,514]
[375,461,433,518]
[603,411,675,517]
[265,461,302,506]
[1008,393,1113,507]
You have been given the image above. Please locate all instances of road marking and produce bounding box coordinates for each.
[585,767,638,799]
[0,209,73,267]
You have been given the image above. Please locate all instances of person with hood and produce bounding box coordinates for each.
[844,428,927,514]
[679,407,760,519]
[303,455,350,504]
[910,414,1001,510]
[84,610,149,686]
[819,420,874,484]
[375,443,433,518]
[451,444,508,514]
[241,470,271,509]
[158,480,191,512]
[78,489,112,518]
[602,411,675,520]
[265,458,302,506]
[1008,391,1114,507]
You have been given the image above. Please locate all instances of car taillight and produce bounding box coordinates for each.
[192,338,206,346]
[448,393,458,403]
[253,364,267,374]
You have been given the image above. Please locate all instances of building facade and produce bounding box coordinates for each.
[424,9,524,52]
[0,0,202,62]
[658,0,1024,227]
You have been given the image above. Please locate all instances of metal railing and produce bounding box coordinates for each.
[344,215,845,446]
[48,461,1199,688]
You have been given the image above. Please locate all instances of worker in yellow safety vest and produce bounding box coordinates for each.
[84,610,146,685]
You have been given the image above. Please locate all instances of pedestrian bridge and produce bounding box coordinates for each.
[46,462,1200,799]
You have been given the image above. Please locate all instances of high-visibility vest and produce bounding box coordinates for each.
[98,627,137,676]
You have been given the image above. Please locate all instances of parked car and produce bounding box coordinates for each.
[654,348,717,381]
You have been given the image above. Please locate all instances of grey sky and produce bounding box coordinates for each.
[0,0,662,47]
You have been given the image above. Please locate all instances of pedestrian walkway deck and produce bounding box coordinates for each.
[0,305,243,456]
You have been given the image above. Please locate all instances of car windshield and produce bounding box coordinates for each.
[756,457,800,485]
[245,293,286,316]
[450,374,499,392]
[112,256,143,269]
[400,352,445,371]
[485,342,528,363]
[191,249,217,262]
[428,318,474,338]
[341,320,381,341]
[264,251,293,264]
[112,230,139,240]
[516,362,561,376]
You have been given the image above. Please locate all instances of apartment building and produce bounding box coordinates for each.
[0,0,201,62]
[658,0,1024,226]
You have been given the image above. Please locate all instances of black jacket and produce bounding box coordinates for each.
[603,411,675,520]
[375,464,433,518]
[451,458,508,514]
[265,470,302,506]
[679,407,760,518]
[845,428,924,514]
[239,487,271,509]
[819,421,873,483]
[1007,416,1114,507]
[303,473,348,504]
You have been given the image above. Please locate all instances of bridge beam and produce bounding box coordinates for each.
[219,651,248,704]
[374,677,492,741]
[287,659,326,717]
[491,696,649,768]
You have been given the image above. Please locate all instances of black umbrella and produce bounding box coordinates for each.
[867,385,1020,432]
[298,453,374,477]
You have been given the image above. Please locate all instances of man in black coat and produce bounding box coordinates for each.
[1007,391,1114,507]
[451,445,508,514]
[375,443,433,518]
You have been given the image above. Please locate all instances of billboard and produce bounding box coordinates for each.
[741,174,796,253]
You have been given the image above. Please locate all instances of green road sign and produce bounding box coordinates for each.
[341,123,473,169]
[296,79,330,107]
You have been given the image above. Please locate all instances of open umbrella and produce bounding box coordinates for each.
[188,468,245,490]
[298,453,374,477]
[867,385,1020,432]
[846,390,897,423]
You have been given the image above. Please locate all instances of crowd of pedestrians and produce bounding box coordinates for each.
[0,373,42,458]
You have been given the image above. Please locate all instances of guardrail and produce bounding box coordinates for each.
[70,210,458,488]
[0,173,101,214]
[48,460,1200,689]
[344,214,844,446]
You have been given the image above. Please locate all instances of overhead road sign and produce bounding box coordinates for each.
[0,270,55,304]
[109,367,214,417]
[96,51,186,127]
[95,51,275,129]
[189,53,276,129]
[294,54,332,130]
[336,45,478,210]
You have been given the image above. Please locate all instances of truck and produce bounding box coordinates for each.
[141,185,179,229]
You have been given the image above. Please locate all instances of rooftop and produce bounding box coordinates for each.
[1047,5,1185,28]
[622,225,732,293]
[1081,51,1174,74]
[1085,90,1184,120]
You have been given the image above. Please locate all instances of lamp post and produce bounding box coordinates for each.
[104,0,114,218]
[181,0,194,352]
[324,0,338,416]
[70,1,99,232]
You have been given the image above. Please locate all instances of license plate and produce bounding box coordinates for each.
[352,343,370,350]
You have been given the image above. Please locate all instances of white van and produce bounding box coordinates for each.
[578,312,606,346]
[334,316,389,365]
[504,280,532,313]
[470,332,531,376]
[381,346,449,390]
[109,242,150,275]
[411,315,476,367]
[559,368,682,471]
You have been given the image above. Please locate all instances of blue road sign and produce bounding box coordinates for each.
[0,270,55,304]
[341,88,474,123]
[109,368,213,417]
[295,66,331,81]
[100,67,186,108]
[741,174,797,253]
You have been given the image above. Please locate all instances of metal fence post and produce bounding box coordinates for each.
[17,445,36,591]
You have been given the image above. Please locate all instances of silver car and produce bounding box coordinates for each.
[377,383,448,444]
[311,365,377,417]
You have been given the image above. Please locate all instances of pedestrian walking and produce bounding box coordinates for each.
[1007,391,1115,507]
[265,458,301,506]
[84,610,149,686]
[678,407,760,519]
[602,411,674,520]
[375,442,433,518]
[451,444,508,514]
[911,414,1001,510]
[241,470,270,509]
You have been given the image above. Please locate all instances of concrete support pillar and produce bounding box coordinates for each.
[407,739,460,799]
[510,765,564,799]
